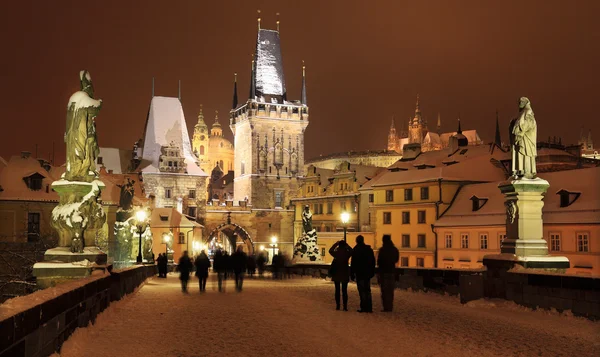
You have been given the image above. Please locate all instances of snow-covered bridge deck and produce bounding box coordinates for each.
[56,275,599,357]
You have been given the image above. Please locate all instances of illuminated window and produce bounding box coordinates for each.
[178,232,185,244]
[385,190,394,202]
[402,234,410,248]
[479,233,488,250]
[402,211,410,224]
[383,212,392,224]
[420,186,429,200]
[404,188,413,201]
[461,234,469,249]
[445,233,452,248]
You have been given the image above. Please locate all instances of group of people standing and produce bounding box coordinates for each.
[329,234,399,312]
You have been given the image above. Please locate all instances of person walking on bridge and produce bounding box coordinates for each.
[377,234,399,312]
[194,250,211,292]
[177,251,193,294]
[351,235,375,313]
[232,246,247,292]
[329,240,353,311]
[213,249,226,292]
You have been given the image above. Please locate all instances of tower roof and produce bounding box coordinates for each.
[232,73,238,109]
[212,111,221,128]
[301,61,307,105]
[195,105,207,128]
[254,28,286,99]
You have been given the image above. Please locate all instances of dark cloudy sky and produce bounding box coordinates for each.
[0,0,598,163]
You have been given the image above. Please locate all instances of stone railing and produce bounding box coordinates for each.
[0,264,156,357]
[273,264,599,320]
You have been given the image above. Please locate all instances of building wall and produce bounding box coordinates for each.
[142,173,207,221]
[0,201,56,242]
[306,155,401,170]
[435,224,599,276]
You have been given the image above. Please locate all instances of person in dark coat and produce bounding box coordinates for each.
[223,252,231,280]
[377,234,399,312]
[177,251,193,293]
[194,250,211,292]
[232,246,248,291]
[256,253,266,277]
[213,249,226,292]
[156,253,167,278]
[271,253,280,279]
[351,235,375,313]
[275,252,285,280]
[329,240,353,311]
[247,254,256,277]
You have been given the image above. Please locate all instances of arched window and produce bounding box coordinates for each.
[199,145,205,155]
[178,232,185,244]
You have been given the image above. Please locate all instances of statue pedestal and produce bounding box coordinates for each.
[33,247,110,288]
[293,229,321,263]
[483,177,569,271]
[34,179,110,287]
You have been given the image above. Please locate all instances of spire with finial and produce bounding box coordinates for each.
[457,115,462,134]
[232,73,238,109]
[494,109,502,148]
[249,55,256,100]
[276,12,280,32]
[257,9,261,30]
[415,94,421,114]
[437,113,441,132]
[301,60,307,105]
[197,104,205,124]
[211,110,222,137]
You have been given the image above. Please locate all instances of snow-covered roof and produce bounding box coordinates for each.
[139,96,207,176]
[423,132,442,147]
[97,147,132,174]
[389,144,509,170]
[254,29,286,97]
[150,207,203,229]
[435,166,600,227]
[0,155,60,202]
[440,130,482,146]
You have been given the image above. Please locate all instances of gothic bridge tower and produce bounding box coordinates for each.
[229,17,308,209]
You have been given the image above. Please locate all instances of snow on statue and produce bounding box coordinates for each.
[294,205,320,262]
[509,97,537,179]
[64,70,102,182]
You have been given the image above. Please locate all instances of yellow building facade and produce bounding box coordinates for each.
[192,107,234,174]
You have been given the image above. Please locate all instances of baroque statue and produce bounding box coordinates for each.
[64,70,102,182]
[302,205,313,233]
[509,97,537,179]
[117,177,135,211]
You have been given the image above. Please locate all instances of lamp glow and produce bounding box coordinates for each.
[341,212,350,224]
[163,233,171,243]
[271,236,277,244]
[260,245,265,251]
[135,209,147,223]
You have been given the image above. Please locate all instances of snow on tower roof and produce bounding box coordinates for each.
[140,96,207,176]
[255,29,286,98]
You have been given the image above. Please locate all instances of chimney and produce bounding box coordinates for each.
[401,143,421,160]
[21,151,31,159]
[108,169,113,174]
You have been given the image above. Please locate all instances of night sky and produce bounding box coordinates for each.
[1,0,598,164]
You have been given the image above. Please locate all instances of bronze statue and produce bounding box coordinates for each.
[509,97,537,179]
[64,70,102,182]
[117,178,135,211]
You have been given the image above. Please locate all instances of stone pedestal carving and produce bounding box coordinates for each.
[483,178,569,270]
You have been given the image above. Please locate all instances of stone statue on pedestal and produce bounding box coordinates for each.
[64,70,102,182]
[117,178,135,211]
[293,205,320,262]
[509,97,537,179]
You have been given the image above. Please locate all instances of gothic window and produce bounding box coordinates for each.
[260,150,267,171]
[274,191,283,208]
[200,146,205,155]
[274,143,283,165]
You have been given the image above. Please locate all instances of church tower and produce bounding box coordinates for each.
[211,111,223,137]
[230,18,308,208]
[192,105,209,171]
[387,118,399,152]
[408,95,428,145]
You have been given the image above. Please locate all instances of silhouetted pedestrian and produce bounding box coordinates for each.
[247,254,256,277]
[232,246,247,291]
[351,235,375,313]
[256,253,266,277]
[275,253,285,280]
[178,251,193,293]
[156,253,167,278]
[378,234,399,312]
[194,250,211,292]
[223,252,231,280]
[329,240,353,311]
[213,249,226,292]
[271,253,280,279]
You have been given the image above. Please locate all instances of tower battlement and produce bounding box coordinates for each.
[230,101,308,132]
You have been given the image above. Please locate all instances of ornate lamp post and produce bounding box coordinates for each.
[270,235,278,264]
[341,212,350,243]
[135,209,149,264]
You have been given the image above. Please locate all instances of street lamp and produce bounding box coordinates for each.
[135,209,149,263]
[270,235,278,264]
[341,212,350,243]
[162,232,171,259]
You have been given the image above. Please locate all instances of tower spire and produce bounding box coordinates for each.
[249,55,256,100]
[301,60,307,105]
[457,115,462,134]
[437,113,441,133]
[197,104,204,123]
[232,73,238,109]
[257,10,261,30]
[494,109,502,148]
[415,94,421,114]
[276,12,280,32]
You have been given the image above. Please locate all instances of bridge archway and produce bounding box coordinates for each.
[206,222,254,255]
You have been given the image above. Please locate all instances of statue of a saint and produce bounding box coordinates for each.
[64,70,102,182]
[509,97,537,179]
[302,205,313,233]
[117,178,135,210]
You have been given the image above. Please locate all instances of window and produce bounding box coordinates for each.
[188,207,196,217]
[461,233,469,249]
[385,190,394,202]
[97,156,103,165]
[27,212,40,242]
[313,203,319,214]
[199,145,205,155]
[549,232,561,252]
[417,210,426,224]
[327,202,333,214]
[418,234,426,248]
[368,194,374,203]
[404,188,413,201]
[178,232,185,244]
[416,258,424,267]
[420,186,429,200]
[24,173,44,191]
[402,234,410,248]
[383,212,392,224]
[400,257,409,267]
[168,161,173,167]
[274,191,283,208]
[165,188,172,199]
[577,233,589,252]
[479,233,488,250]
[319,203,324,214]
[445,233,452,248]
[402,211,410,224]
[189,190,196,199]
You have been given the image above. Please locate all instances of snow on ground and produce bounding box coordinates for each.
[56,274,600,357]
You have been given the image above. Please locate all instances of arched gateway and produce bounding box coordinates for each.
[206,222,254,255]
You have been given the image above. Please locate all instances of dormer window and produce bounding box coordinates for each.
[159,215,169,222]
[23,173,45,191]
[556,189,580,208]
[470,195,489,211]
